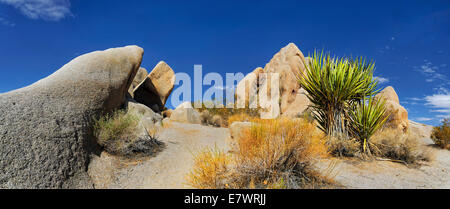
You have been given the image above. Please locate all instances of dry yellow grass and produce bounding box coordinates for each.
[327,136,361,157]
[431,119,450,150]
[186,147,232,189]
[227,113,254,126]
[93,110,140,154]
[371,128,432,164]
[187,118,334,189]
[194,101,261,127]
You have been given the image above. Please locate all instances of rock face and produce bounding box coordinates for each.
[170,102,201,124]
[235,67,264,108]
[0,46,144,188]
[126,99,163,127]
[128,67,148,97]
[376,86,409,133]
[282,88,311,118]
[235,43,310,119]
[133,61,175,112]
[375,86,400,104]
[229,122,252,140]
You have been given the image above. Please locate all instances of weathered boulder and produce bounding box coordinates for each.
[0,45,144,188]
[376,86,409,133]
[236,43,310,119]
[229,122,253,140]
[263,43,308,114]
[128,67,148,97]
[235,67,264,108]
[282,88,311,118]
[170,102,201,124]
[375,86,400,104]
[133,61,175,112]
[162,109,173,118]
[126,99,163,125]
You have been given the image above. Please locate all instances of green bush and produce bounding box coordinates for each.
[93,110,140,154]
[348,97,389,154]
[298,51,379,138]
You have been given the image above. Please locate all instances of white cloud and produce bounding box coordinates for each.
[407,97,423,101]
[425,93,450,119]
[214,85,235,91]
[0,16,15,26]
[421,65,435,73]
[375,77,389,84]
[415,117,433,122]
[0,0,72,21]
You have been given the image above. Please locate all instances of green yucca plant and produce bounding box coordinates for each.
[348,97,390,154]
[298,50,379,138]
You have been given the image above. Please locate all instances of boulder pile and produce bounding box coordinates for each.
[0,46,144,188]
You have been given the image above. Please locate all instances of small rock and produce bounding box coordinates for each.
[170,102,201,124]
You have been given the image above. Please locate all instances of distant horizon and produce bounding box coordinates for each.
[0,0,449,126]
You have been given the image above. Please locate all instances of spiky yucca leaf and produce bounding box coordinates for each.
[298,50,379,137]
[348,97,390,154]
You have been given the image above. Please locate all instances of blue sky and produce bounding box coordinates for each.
[0,0,449,125]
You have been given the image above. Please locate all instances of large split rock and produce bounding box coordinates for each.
[235,67,264,108]
[170,102,201,124]
[133,61,175,112]
[128,67,148,97]
[376,86,409,133]
[235,43,310,119]
[0,45,144,188]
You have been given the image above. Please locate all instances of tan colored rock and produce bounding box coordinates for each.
[282,88,311,118]
[376,87,409,133]
[170,102,201,124]
[133,61,175,112]
[229,122,253,140]
[235,67,264,108]
[162,109,173,118]
[375,86,400,104]
[384,100,409,133]
[128,67,148,96]
[0,45,144,188]
[237,43,309,119]
[262,43,308,114]
[259,72,281,119]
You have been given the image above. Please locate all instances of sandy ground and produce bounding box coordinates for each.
[88,121,449,189]
[315,122,450,189]
[88,122,231,189]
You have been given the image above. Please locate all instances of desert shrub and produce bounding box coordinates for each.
[327,137,361,157]
[199,110,213,125]
[93,110,162,157]
[431,119,450,150]
[187,118,335,189]
[211,115,223,127]
[199,110,225,127]
[227,113,255,125]
[94,110,140,146]
[187,146,232,189]
[371,128,432,164]
[194,100,261,127]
